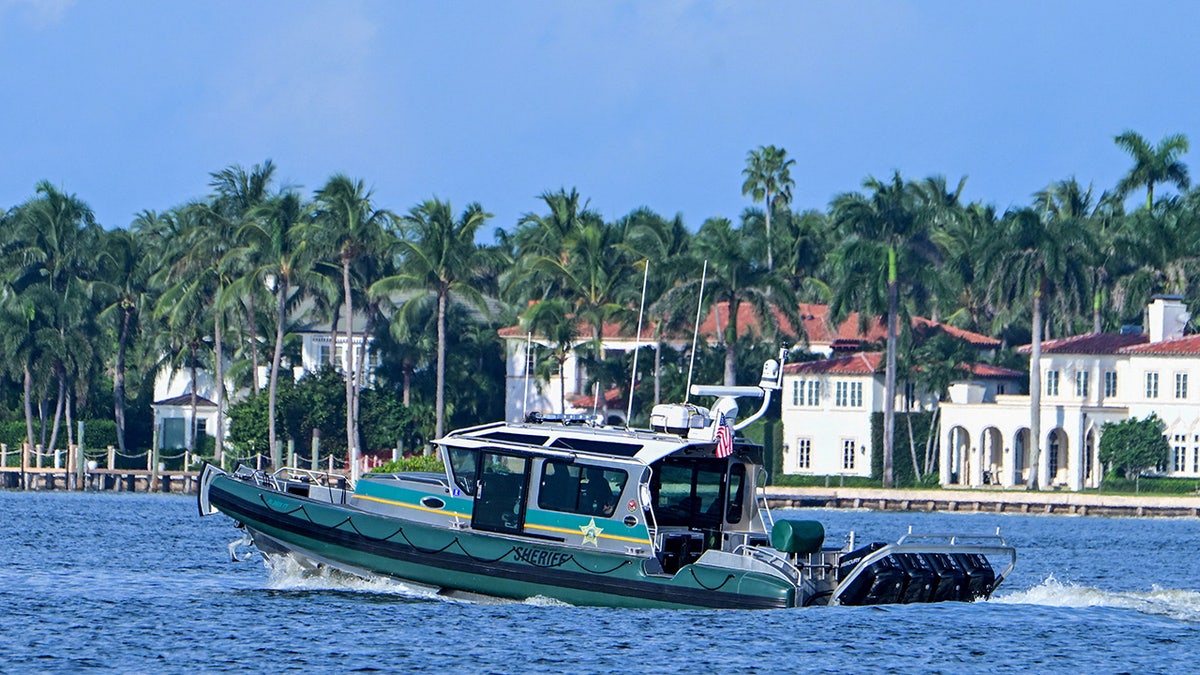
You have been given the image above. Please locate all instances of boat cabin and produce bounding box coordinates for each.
[429,413,772,575]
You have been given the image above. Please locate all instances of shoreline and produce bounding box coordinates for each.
[765,486,1200,518]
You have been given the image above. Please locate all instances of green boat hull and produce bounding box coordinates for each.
[206,473,796,609]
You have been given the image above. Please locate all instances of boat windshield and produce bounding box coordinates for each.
[650,457,726,529]
[447,446,478,495]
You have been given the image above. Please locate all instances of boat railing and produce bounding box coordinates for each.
[271,466,344,488]
[827,527,1018,606]
[733,544,803,586]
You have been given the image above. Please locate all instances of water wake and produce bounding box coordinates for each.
[994,574,1200,621]
[262,554,447,601]
[260,555,564,606]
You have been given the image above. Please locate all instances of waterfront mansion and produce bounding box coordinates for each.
[939,295,1199,492]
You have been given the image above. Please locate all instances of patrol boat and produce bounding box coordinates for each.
[198,353,1016,609]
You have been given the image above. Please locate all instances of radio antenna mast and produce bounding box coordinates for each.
[626,260,649,425]
[684,260,708,404]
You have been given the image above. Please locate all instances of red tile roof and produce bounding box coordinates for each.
[964,363,1024,379]
[569,387,624,408]
[1016,333,1149,355]
[782,354,1022,379]
[500,302,1001,349]
[783,352,884,375]
[1123,335,1200,355]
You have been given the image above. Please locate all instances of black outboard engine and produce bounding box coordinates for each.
[955,553,997,600]
[895,553,937,603]
[925,553,969,602]
[836,543,906,606]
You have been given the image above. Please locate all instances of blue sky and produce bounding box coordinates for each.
[2,1,1198,238]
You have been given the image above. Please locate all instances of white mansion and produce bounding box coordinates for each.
[940,295,1200,491]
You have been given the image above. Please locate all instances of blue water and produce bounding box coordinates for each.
[2,491,1198,673]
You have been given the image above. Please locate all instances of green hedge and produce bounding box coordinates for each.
[769,473,881,488]
[371,454,445,473]
[871,411,938,488]
[1098,475,1200,495]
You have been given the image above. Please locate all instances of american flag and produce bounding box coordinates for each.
[715,414,733,458]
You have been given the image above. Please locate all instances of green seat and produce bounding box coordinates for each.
[771,519,825,554]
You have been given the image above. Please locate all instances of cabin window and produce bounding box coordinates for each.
[651,458,726,529]
[447,446,479,495]
[538,461,628,517]
[725,463,746,523]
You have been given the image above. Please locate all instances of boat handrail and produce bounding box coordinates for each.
[270,466,343,488]
[733,544,802,585]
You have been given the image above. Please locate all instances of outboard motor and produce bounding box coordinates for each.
[955,553,997,600]
[895,553,936,603]
[837,543,906,606]
[925,552,969,602]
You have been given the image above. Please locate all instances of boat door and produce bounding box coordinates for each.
[471,451,530,535]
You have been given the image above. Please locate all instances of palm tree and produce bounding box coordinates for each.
[232,191,331,465]
[985,207,1094,489]
[1115,131,1190,210]
[96,226,155,454]
[742,145,796,271]
[312,175,393,479]
[932,202,1000,334]
[7,182,102,457]
[521,298,579,414]
[209,161,278,396]
[829,173,941,488]
[370,199,501,438]
[661,216,799,386]
[504,188,605,305]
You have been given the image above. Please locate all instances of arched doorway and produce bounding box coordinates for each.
[1047,429,1069,486]
[1013,428,1030,485]
[982,427,1003,485]
[1085,428,1098,488]
[948,426,971,485]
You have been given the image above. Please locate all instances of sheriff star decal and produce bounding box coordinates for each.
[579,518,603,546]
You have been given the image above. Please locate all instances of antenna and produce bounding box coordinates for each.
[627,260,649,425]
[684,260,708,404]
[522,332,532,420]
[591,381,600,420]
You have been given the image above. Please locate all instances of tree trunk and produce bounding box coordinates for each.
[653,341,662,405]
[1028,285,1043,490]
[342,259,358,481]
[47,367,65,455]
[907,413,921,481]
[765,189,773,271]
[113,307,131,453]
[23,363,35,461]
[188,352,199,455]
[435,289,447,438]
[724,299,738,386]
[247,293,260,395]
[269,278,288,469]
[883,247,898,489]
[214,303,226,467]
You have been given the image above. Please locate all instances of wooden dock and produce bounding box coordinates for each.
[0,466,206,493]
